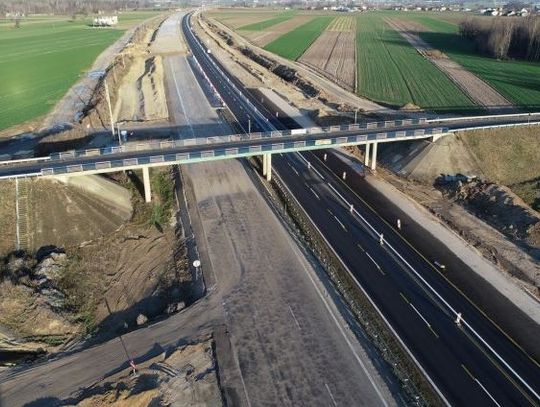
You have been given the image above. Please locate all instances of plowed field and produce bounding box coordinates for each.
[299,31,356,90]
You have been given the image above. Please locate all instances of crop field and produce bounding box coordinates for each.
[239,10,296,31]
[398,13,540,109]
[264,16,334,60]
[355,13,475,112]
[299,16,356,89]
[327,16,355,32]
[0,11,161,131]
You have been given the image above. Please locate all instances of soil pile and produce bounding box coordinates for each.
[400,102,421,111]
[442,180,540,248]
[72,338,223,406]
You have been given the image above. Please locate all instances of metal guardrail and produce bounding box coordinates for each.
[46,118,427,163]
[426,112,540,123]
[40,127,446,177]
[0,156,51,166]
[451,121,540,132]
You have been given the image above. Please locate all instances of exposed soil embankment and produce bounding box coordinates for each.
[0,169,195,361]
[441,180,540,248]
[36,14,170,155]
[64,337,223,406]
[200,16,366,118]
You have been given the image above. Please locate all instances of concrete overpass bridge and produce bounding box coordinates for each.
[1,112,540,202]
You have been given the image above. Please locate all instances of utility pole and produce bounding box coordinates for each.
[104,79,115,138]
[248,116,251,134]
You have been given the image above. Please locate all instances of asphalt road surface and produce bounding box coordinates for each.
[181,10,540,406]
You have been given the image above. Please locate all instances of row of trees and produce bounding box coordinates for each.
[0,0,156,16]
[459,16,540,61]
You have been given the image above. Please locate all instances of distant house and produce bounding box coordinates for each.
[93,15,118,27]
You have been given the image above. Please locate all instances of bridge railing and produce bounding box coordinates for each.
[47,118,427,163]
[40,126,446,177]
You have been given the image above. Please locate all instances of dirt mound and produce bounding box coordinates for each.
[240,47,319,97]
[114,55,169,123]
[71,338,223,406]
[424,49,447,59]
[442,180,540,247]
[400,102,421,111]
[0,251,80,342]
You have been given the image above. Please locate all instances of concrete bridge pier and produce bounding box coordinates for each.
[142,166,152,203]
[364,143,370,167]
[263,153,272,181]
[370,142,378,171]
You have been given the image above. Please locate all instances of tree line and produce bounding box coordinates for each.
[459,16,540,61]
[1,0,157,16]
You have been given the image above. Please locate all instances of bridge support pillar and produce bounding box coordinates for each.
[370,142,378,171]
[364,143,370,167]
[262,154,267,177]
[264,153,272,182]
[142,166,151,203]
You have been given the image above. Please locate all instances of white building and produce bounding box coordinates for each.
[93,15,118,27]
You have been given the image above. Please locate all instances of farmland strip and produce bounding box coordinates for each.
[355,13,476,113]
[239,11,297,31]
[399,13,540,109]
[386,18,512,111]
[241,15,315,47]
[264,16,334,61]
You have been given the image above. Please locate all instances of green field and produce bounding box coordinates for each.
[264,16,334,60]
[399,13,540,109]
[0,11,161,131]
[239,10,296,31]
[355,13,476,112]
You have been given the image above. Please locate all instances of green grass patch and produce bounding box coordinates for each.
[239,10,296,31]
[264,16,334,60]
[355,13,476,113]
[398,12,540,109]
[511,179,540,211]
[0,12,162,131]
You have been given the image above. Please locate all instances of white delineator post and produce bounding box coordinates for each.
[142,166,151,203]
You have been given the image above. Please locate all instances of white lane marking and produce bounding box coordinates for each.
[476,378,502,407]
[333,215,347,232]
[288,305,301,329]
[365,251,382,272]
[170,58,195,139]
[325,382,338,407]
[309,187,320,200]
[296,153,540,402]
[410,303,432,329]
[284,208,390,406]
[291,166,299,176]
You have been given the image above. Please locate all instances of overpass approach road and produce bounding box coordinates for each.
[180,10,540,406]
